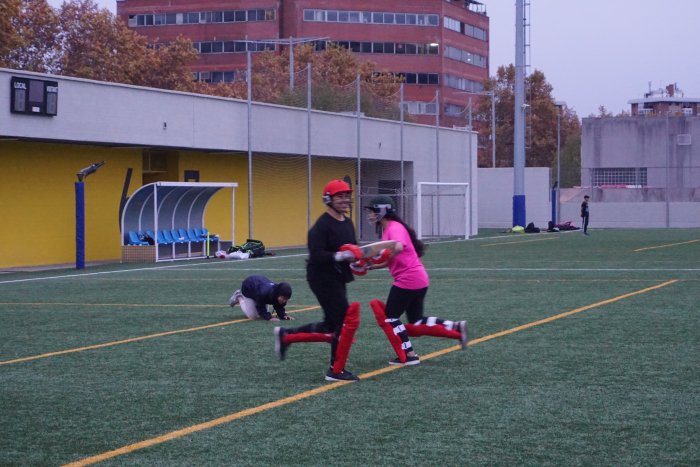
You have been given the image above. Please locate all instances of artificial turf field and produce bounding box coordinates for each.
[1,228,698,466]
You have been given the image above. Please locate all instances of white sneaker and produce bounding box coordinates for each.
[228,290,242,307]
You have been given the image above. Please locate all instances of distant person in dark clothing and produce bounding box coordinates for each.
[274,179,362,382]
[581,195,590,235]
[229,275,294,321]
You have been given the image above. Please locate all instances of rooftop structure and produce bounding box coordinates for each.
[628,83,700,116]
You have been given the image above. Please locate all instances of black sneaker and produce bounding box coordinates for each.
[325,368,359,382]
[458,320,469,350]
[388,355,421,366]
[273,327,288,360]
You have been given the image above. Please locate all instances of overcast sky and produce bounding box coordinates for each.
[48,0,698,118]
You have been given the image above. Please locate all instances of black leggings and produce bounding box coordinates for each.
[384,285,428,323]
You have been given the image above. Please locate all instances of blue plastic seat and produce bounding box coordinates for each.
[161,230,177,244]
[127,231,149,246]
[182,228,201,243]
[170,229,187,243]
[186,228,202,243]
[200,227,219,240]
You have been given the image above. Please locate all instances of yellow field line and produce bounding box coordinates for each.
[0,306,320,366]
[633,238,700,252]
[63,279,678,467]
[481,237,555,247]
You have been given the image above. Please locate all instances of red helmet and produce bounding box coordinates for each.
[323,179,352,204]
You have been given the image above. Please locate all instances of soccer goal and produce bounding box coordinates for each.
[416,182,470,240]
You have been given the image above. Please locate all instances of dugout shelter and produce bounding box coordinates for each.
[120,182,237,262]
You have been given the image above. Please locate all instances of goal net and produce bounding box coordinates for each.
[416,182,470,240]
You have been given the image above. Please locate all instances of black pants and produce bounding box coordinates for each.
[582,214,589,233]
[385,286,428,323]
[287,277,348,365]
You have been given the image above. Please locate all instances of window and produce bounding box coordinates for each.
[361,42,372,53]
[327,10,338,22]
[211,42,223,53]
[372,12,384,24]
[395,13,406,25]
[373,42,384,53]
[592,168,647,186]
[350,41,361,52]
[403,101,437,115]
[444,16,460,32]
[444,103,463,116]
[348,11,360,23]
[383,13,395,24]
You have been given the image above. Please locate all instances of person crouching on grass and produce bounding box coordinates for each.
[229,275,294,321]
[360,195,468,366]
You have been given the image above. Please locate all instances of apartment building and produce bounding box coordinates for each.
[116,0,490,126]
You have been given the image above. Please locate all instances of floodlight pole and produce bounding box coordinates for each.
[555,101,565,224]
[75,161,105,269]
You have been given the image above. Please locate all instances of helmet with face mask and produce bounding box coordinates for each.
[364,195,395,224]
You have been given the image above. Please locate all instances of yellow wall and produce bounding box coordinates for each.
[0,141,142,268]
[0,141,357,268]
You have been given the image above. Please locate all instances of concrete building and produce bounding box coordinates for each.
[564,84,700,228]
[115,0,490,127]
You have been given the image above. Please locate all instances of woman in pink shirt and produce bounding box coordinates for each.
[362,196,468,365]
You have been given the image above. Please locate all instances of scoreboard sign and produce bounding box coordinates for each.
[10,76,58,116]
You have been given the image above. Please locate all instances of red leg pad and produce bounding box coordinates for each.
[283,332,334,344]
[370,299,406,363]
[331,302,361,374]
[405,323,460,340]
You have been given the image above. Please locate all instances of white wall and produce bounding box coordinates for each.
[477,168,551,228]
[560,201,700,228]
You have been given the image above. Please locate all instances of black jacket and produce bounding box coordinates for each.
[240,275,288,320]
[307,212,357,284]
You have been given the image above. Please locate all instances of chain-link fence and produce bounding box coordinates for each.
[243,58,474,242]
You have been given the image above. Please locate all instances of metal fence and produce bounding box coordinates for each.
[244,57,474,242]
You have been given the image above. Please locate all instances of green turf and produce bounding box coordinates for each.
[0,229,698,465]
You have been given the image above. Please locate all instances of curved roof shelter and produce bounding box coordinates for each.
[121,182,237,260]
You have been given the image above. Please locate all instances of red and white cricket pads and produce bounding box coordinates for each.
[331,302,361,374]
[370,299,406,363]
